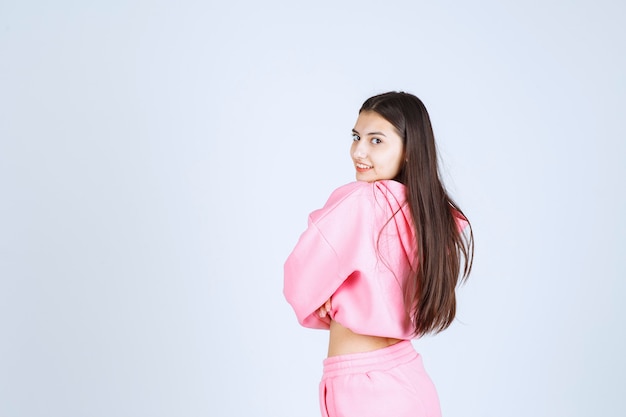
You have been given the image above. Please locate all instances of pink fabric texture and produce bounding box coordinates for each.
[284,180,415,338]
[284,180,466,339]
[319,341,441,417]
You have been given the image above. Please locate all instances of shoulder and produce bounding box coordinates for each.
[328,180,406,203]
[325,181,371,204]
[311,180,406,223]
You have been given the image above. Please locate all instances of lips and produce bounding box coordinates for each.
[355,162,373,172]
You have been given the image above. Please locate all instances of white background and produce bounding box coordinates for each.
[1,1,624,416]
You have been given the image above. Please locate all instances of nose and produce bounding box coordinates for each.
[352,140,367,159]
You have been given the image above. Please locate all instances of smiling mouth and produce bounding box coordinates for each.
[356,163,372,169]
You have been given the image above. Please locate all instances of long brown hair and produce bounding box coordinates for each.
[361,91,474,336]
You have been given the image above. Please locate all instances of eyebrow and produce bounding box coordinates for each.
[352,129,387,137]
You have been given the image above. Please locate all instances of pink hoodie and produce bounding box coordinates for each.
[284,180,420,339]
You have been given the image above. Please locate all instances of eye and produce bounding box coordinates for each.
[371,138,382,144]
[352,133,360,142]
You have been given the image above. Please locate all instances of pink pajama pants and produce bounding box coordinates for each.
[319,341,441,417]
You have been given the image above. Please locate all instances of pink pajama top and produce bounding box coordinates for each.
[283,180,419,340]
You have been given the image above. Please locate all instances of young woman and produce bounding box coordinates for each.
[284,91,474,417]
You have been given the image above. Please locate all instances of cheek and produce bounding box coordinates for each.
[389,149,404,172]
[392,157,403,174]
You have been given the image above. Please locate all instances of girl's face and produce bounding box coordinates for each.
[351,111,405,182]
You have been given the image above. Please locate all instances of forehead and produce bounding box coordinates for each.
[354,111,389,128]
[354,111,401,137]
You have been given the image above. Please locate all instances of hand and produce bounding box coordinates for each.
[318,298,332,318]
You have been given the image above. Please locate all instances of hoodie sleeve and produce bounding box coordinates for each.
[283,182,375,329]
